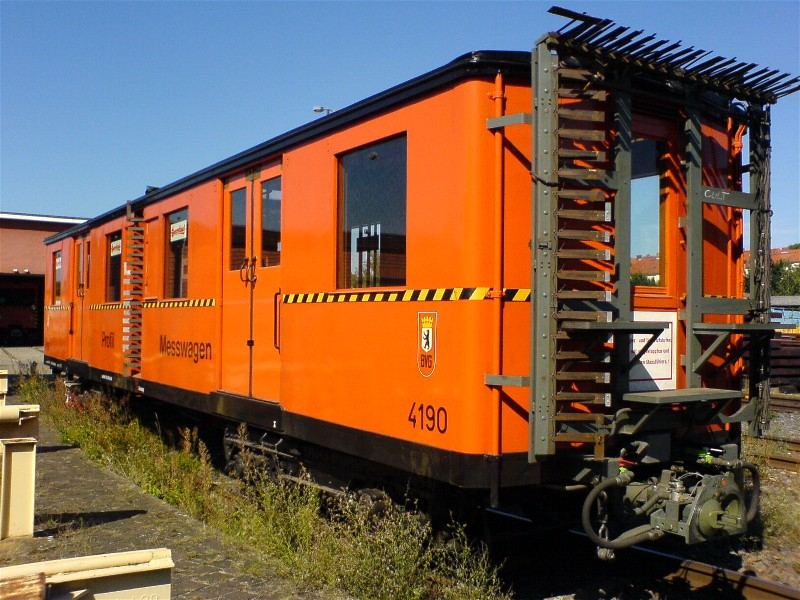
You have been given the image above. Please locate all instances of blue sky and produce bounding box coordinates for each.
[2,1,798,248]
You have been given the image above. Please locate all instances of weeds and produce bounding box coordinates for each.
[16,369,49,404]
[760,484,800,546]
[741,432,800,554]
[22,375,510,600]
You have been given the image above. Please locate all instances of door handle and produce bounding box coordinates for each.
[249,256,258,285]
[273,289,281,350]
[239,257,249,284]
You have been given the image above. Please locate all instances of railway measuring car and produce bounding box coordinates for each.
[44,7,799,553]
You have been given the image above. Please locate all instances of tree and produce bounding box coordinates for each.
[771,260,800,295]
[631,272,657,286]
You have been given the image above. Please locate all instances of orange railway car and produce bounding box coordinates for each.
[44,8,798,552]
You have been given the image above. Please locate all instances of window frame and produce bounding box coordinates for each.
[52,250,63,304]
[164,207,189,299]
[229,187,247,272]
[630,115,681,300]
[106,231,122,303]
[260,176,282,268]
[336,134,407,290]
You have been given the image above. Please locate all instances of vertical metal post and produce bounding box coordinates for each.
[748,105,772,436]
[684,107,704,388]
[612,87,632,400]
[749,106,771,319]
[531,39,559,460]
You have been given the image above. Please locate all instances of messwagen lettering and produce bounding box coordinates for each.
[159,335,212,363]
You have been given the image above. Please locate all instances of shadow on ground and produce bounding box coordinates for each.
[35,510,147,537]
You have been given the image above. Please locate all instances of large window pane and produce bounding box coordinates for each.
[338,136,407,288]
[166,208,189,298]
[631,139,663,286]
[230,188,247,271]
[53,250,62,303]
[261,177,281,267]
[85,241,91,289]
[106,231,122,302]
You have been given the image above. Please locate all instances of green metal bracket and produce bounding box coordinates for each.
[487,112,532,130]
[530,38,560,461]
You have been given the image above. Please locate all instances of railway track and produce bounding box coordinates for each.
[771,392,800,414]
[633,545,800,599]
[754,434,800,473]
[500,523,800,598]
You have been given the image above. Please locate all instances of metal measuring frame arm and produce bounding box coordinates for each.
[0,404,41,540]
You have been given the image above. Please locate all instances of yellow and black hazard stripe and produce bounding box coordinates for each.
[503,288,531,302]
[89,303,123,310]
[282,288,532,304]
[46,304,71,311]
[143,298,216,309]
[89,298,216,311]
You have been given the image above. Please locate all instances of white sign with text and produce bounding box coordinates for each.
[629,311,678,391]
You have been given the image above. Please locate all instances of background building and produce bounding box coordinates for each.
[1,212,85,345]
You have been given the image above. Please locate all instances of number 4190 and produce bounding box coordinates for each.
[407,402,447,433]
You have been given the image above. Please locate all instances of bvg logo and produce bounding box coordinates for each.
[417,312,437,377]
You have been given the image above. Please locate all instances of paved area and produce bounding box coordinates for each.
[0,346,51,381]
[0,408,336,599]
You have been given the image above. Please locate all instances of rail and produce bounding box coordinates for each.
[633,545,800,599]
[746,433,800,473]
[771,392,800,414]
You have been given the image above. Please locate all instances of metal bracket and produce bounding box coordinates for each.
[486,112,532,130]
[485,375,531,387]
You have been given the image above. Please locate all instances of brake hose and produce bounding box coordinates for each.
[581,473,663,550]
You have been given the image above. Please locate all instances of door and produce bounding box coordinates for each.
[71,238,88,360]
[629,114,686,389]
[221,165,282,400]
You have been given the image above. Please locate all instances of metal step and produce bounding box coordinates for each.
[556,392,612,404]
[556,310,612,322]
[554,413,605,422]
[555,371,611,383]
[558,88,608,100]
[558,148,608,161]
[623,388,742,405]
[558,207,611,222]
[558,189,608,202]
[559,68,595,81]
[558,168,608,181]
[559,129,606,142]
[557,248,612,260]
[557,229,611,242]
[559,108,606,122]
[556,290,613,301]
[557,270,612,282]
[554,432,599,443]
[556,350,611,361]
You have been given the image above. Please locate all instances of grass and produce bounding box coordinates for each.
[741,432,800,555]
[20,376,510,600]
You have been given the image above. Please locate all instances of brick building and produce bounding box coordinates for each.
[1,212,85,345]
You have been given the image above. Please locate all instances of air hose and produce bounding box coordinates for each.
[741,462,761,523]
[581,472,663,550]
